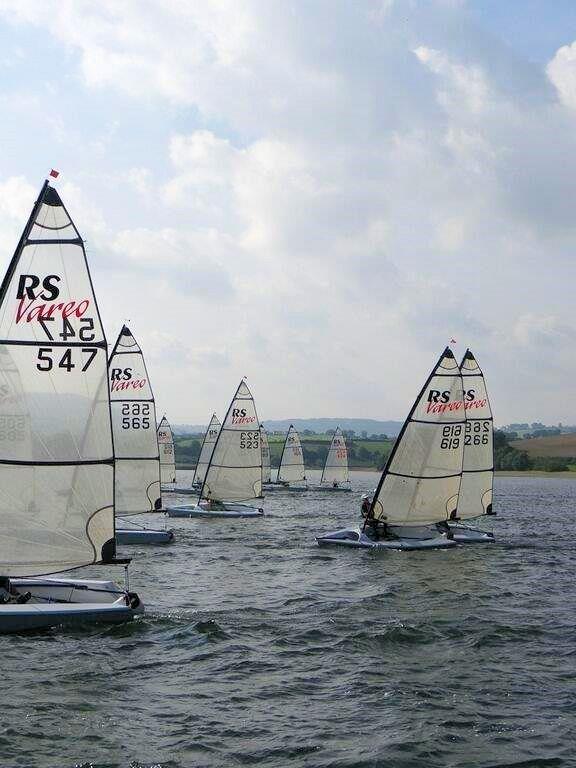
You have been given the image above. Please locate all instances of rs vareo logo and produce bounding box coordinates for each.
[15,274,90,323]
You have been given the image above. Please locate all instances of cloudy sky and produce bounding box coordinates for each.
[1,0,576,425]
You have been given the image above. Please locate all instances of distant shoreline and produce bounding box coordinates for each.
[175,464,576,478]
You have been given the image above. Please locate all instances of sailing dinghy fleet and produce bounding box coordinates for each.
[0,176,498,633]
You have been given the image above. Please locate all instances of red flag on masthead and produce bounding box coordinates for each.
[49,169,59,179]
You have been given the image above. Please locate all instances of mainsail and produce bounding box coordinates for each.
[260,424,271,483]
[370,348,466,526]
[109,325,161,515]
[321,427,349,485]
[278,425,306,484]
[158,415,176,485]
[0,180,116,576]
[201,381,262,502]
[192,414,220,486]
[456,350,494,520]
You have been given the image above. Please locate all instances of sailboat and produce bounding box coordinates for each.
[275,425,308,491]
[260,424,271,485]
[158,415,177,489]
[317,347,463,549]
[0,179,143,632]
[316,427,351,491]
[166,381,264,518]
[109,326,174,544]
[192,414,221,489]
[448,350,495,543]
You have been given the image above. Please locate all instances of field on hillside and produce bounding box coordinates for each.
[510,434,576,458]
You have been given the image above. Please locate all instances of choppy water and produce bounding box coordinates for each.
[2,471,575,768]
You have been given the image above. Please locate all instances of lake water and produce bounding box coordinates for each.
[2,472,575,767]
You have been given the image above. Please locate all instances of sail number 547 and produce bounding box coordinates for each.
[36,347,97,372]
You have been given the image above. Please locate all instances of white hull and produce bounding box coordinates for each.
[316,526,456,550]
[0,577,143,634]
[116,528,175,545]
[448,523,495,543]
[166,502,264,519]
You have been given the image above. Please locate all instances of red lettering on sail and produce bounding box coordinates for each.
[15,297,90,323]
[111,378,147,391]
[231,415,256,425]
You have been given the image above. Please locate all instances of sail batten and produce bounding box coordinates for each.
[200,381,262,502]
[320,427,349,485]
[370,348,466,527]
[109,326,161,515]
[158,415,176,485]
[456,350,494,520]
[0,181,116,577]
[278,425,306,484]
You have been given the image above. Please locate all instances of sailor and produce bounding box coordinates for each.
[360,496,371,518]
[332,480,339,489]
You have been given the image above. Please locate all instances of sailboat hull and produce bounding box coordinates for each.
[316,526,456,550]
[448,523,495,543]
[0,577,143,634]
[314,485,352,493]
[116,528,175,545]
[166,502,264,519]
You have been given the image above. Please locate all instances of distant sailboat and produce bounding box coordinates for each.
[260,424,271,484]
[158,415,176,489]
[109,326,174,544]
[278,425,307,490]
[192,414,221,489]
[448,350,495,543]
[316,427,351,492]
[167,381,264,518]
[0,179,142,632]
[318,348,462,549]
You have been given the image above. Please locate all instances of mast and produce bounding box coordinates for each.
[0,180,117,576]
[368,347,466,528]
[277,426,292,483]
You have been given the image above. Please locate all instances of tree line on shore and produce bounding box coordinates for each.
[173,431,576,473]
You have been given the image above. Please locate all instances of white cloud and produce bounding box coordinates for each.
[2,2,576,422]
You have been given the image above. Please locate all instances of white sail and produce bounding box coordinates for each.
[0,181,116,576]
[371,347,465,526]
[109,326,161,515]
[158,415,176,485]
[456,350,494,520]
[321,427,349,485]
[201,381,262,502]
[278,425,306,484]
[193,414,220,486]
[260,424,271,483]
